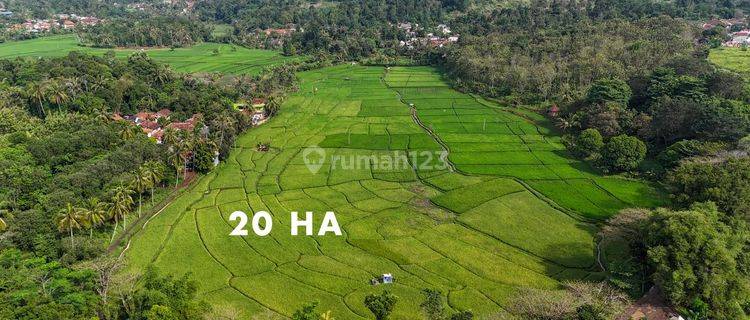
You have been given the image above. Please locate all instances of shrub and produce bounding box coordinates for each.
[574,128,604,158]
[599,135,646,172]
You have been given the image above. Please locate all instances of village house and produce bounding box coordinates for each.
[10,15,100,34]
[116,108,203,144]
[262,26,296,37]
[723,29,750,47]
[397,22,458,49]
[703,17,746,30]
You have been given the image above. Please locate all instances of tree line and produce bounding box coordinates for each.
[78,17,211,48]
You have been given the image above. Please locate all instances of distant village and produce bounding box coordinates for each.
[114,98,268,144]
[703,17,750,47]
[0,10,101,34]
[395,22,459,49]
[252,22,459,49]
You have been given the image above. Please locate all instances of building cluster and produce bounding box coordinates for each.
[240,98,269,126]
[702,18,750,47]
[256,25,298,47]
[8,14,100,33]
[396,22,459,49]
[113,109,203,144]
[724,29,750,47]
[126,0,196,14]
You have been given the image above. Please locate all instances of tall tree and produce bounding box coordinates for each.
[108,185,134,242]
[57,203,84,249]
[364,290,398,320]
[131,166,154,218]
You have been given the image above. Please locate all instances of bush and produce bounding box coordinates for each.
[574,128,604,158]
[599,135,646,172]
[586,79,632,105]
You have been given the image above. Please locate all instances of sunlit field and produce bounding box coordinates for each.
[0,34,299,75]
[122,65,666,318]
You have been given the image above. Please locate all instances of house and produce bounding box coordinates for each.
[251,112,266,126]
[548,104,560,117]
[134,111,154,124]
[62,20,76,29]
[251,98,267,107]
[79,16,100,26]
[155,108,172,119]
[381,273,393,284]
[437,24,451,34]
[140,120,160,130]
[263,27,295,36]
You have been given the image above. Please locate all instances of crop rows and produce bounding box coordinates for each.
[125,65,664,318]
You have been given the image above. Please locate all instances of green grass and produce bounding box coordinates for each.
[709,47,750,75]
[124,65,665,318]
[0,34,299,75]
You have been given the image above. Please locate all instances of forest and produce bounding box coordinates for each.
[78,18,211,48]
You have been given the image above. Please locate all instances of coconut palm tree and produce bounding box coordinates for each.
[25,81,48,117]
[57,203,84,249]
[85,198,108,238]
[120,124,141,141]
[131,166,153,218]
[211,115,235,151]
[162,127,179,147]
[108,185,134,243]
[143,161,165,205]
[46,79,70,107]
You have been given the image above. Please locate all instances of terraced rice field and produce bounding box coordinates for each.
[0,34,298,75]
[124,65,666,318]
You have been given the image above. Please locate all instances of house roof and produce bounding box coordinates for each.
[155,108,172,118]
[140,120,160,130]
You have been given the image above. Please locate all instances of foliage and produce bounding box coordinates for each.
[78,17,210,48]
[599,135,647,172]
[420,289,445,320]
[117,266,209,320]
[292,301,319,320]
[0,248,99,320]
[574,128,604,158]
[507,281,628,320]
[364,290,398,320]
[586,79,632,105]
[666,157,750,218]
[644,202,750,319]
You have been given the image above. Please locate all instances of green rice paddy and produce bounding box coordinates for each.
[710,47,750,74]
[124,65,666,318]
[0,34,298,75]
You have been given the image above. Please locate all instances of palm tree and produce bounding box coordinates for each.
[46,79,70,107]
[131,166,153,218]
[108,185,134,243]
[162,127,180,147]
[25,81,48,117]
[57,203,84,249]
[170,149,183,188]
[84,198,108,238]
[143,161,165,205]
[120,124,141,140]
[211,115,235,151]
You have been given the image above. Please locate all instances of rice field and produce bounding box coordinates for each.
[709,47,750,75]
[124,65,666,318]
[0,34,299,75]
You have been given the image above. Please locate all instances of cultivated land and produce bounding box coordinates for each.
[710,47,750,75]
[124,65,666,318]
[0,34,298,74]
